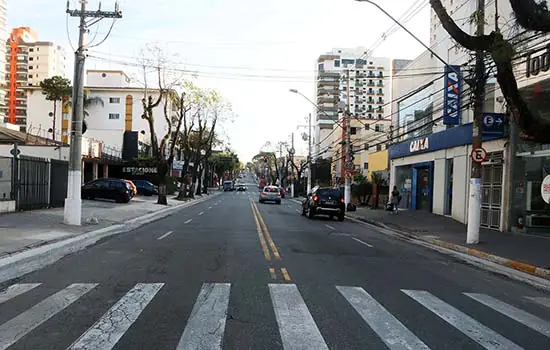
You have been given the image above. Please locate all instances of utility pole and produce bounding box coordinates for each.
[307,113,312,194]
[64,1,122,226]
[344,69,352,210]
[466,0,486,244]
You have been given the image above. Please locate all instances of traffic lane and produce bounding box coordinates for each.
[1,190,282,350]
[254,199,550,349]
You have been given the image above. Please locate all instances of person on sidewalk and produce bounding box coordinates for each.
[390,186,400,214]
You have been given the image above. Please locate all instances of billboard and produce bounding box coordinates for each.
[443,65,461,125]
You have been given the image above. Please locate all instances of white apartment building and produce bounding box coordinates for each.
[25,70,169,155]
[27,41,67,86]
[0,0,7,125]
[314,47,393,160]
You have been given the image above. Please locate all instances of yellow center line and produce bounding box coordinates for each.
[250,201,271,261]
[252,201,282,260]
[281,268,292,281]
[269,268,277,280]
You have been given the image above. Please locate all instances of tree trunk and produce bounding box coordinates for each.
[195,165,203,196]
[157,160,169,205]
[52,100,57,141]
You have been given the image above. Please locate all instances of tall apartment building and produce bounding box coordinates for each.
[4,27,67,132]
[314,47,392,160]
[0,0,7,125]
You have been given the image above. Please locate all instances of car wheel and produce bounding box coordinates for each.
[308,207,315,219]
[338,214,345,222]
[329,214,334,220]
[259,199,263,203]
[276,200,281,205]
[301,207,306,216]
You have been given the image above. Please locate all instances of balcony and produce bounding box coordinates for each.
[356,82,364,87]
[377,81,384,87]
[318,96,338,104]
[367,82,375,87]
[376,99,384,104]
[377,107,384,113]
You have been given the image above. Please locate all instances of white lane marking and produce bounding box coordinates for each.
[177,283,231,349]
[526,297,550,309]
[338,286,430,350]
[198,211,204,216]
[269,284,328,350]
[0,283,41,305]
[351,237,373,248]
[465,293,550,337]
[0,283,97,350]
[157,231,173,241]
[208,206,213,209]
[324,224,335,230]
[69,283,164,350]
[295,209,301,213]
[184,219,192,224]
[403,290,522,350]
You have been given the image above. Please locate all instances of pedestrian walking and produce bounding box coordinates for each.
[390,186,400,214]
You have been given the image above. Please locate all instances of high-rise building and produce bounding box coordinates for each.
[314,47,392,160]
[4,27,67,132]
[0,1,7,125]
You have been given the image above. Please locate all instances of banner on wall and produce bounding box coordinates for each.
[443,65,462,125]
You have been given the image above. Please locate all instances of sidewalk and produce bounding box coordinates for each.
[0,192,215,258]
[347,207,550,277]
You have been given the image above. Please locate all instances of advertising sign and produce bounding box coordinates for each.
[541,175,550,204]
[443,65,462,125]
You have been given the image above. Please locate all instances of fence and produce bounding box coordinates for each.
[0,156,12,201]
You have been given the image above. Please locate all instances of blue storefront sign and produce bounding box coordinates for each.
[482,113,506,137]
[443,65,462,125]
[389,122,504,159]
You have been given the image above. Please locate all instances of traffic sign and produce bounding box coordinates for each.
[470,147,488,163]
[482,113,505,136]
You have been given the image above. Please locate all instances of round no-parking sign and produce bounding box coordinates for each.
[541,175,550,204]
[470,147,488,163]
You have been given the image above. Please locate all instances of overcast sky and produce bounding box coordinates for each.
[8,0,430,162]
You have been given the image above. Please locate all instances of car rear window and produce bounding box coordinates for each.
[264,187,279,193]
[316,188,342,197]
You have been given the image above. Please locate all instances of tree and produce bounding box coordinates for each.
[40,76,71,141]
[289,156,310,195]
[429,0,550,143]
[61,90,105,134]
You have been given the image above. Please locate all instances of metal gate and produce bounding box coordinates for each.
[481,152,504,230]
[49,159,68,207]
[14,155,49,210]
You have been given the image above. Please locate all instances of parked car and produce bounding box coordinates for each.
[302,186,345,221]
[259,185,281,204]
[81,178,133,203]
[125,180,137,197]
[133,180,158,196]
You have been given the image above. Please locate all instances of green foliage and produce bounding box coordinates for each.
[40,76,71,102]
[211,152,240,175]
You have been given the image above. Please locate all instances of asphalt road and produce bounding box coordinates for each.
[1,173,550,349]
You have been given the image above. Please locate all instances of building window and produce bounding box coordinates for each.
[364,144,369,151]
[29,74,33,78]
[378,114,383,119]
[350,127,357,135]
[334,60,340,68]
[363,162,368,170]
[29,48,34,52]
[109,97,121,104]
[109,113,120,120]
[376,144,382,151]
[365,124,370,130]
[29,57,33,61]
[375,125,380,132]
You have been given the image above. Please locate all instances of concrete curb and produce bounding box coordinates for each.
[0,192,221,284]
[345,213,550,287]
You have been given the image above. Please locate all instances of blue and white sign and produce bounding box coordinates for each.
[482,113,505,137]
[443,65,462,125]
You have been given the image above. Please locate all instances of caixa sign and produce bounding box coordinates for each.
[409,137,430,153]
[443,65,462,126]
[526,45,550,78]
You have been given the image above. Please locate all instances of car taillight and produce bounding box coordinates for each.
[262,192,267,195]
[277,192,281,197]
[340,197,345,203]
[313,195,319,202]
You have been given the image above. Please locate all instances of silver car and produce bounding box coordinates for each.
[259,186,282,204]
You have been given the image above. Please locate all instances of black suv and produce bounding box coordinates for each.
[301,187,345,221]
[81,178,133,203]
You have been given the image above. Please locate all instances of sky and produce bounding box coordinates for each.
[8,0,430,163]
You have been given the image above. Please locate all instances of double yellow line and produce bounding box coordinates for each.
[250,200,291,281]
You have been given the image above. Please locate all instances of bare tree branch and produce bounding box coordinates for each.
[509,0,550,32]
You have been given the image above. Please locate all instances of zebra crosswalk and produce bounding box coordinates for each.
[0,282,549,349]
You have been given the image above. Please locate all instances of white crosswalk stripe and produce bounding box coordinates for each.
[269,283,328,350]
[0,282,548,349]
[0,283,41,305]
[68,283,164,350]
[403,290,522,350]
[177,283,231,350]
[0,283,97,350]
[338,286,430,350]
[465,293,550,338]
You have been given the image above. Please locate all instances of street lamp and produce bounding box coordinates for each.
[289,89,313,195]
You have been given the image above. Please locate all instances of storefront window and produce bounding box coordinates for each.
[397,86,433,141]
